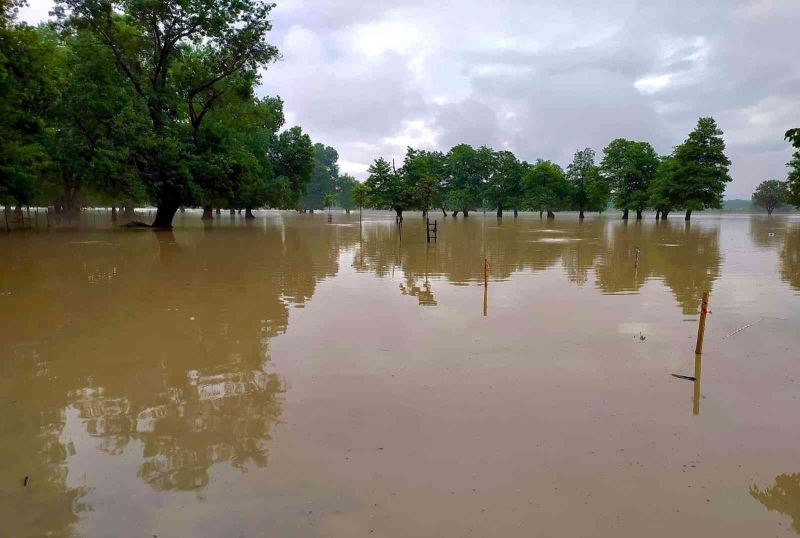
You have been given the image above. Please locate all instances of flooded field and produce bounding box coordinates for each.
[1,211,799,537]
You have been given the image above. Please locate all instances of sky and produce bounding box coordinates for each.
[21,0,800,198]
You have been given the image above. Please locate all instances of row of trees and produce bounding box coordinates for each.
[1,0,336,228]
[360,117,735,221]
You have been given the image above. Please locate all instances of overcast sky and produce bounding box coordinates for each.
[22,0,800,198]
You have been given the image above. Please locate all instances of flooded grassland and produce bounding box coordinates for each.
[1,212,799,537]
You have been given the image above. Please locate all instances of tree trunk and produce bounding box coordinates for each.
[123,206,134,218]
[514,208,518,218]
[636,208,643,220]
[579,209,585,219]
[547,210,555,219]
[767,207,774,215]
[496,207,503,218]
[662,210,670,219]
[152,204,179,229]
[441,207,447,217]
[216,208,221,215]
[685,209,692,221]
[238,209,243,215]
[111,206,118,222]
[230,208,236,215]
[346,208,350,214]
[452,210,459,217]
[539,210,544,218]
[395,207,403,221]
[622,208,629,220]
[202,205,213,220]
[655,209,661,220]
[463,209,469,217]
[245,207,255,219]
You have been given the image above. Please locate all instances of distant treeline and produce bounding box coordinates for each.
[359,118,800,221]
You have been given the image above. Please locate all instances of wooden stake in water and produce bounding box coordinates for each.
[483,258,488,317]
[694,291,710,355]
[692,353,702,416]
[634,247,640,268]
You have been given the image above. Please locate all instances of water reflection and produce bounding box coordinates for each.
[353,217,722,315]
[780,224,800,292]
[750,472,800,534]
[0,217,360,537]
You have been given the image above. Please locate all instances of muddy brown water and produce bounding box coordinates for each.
[1,211,799,537]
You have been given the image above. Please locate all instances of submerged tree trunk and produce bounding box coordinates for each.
[123,206,134,218]
[245,207,255,219]
[463,209,469,217]
[395,207,403,222]
[441,207,447,217]
[201,205,213,220]
[547,210,555,219]
[152,204,179,229]
[579,209,585,219]
[662,210,670,219]
[452,210,459,217]
[216,208,221,215]
[636,208,643,220]
[539,209,544,218]
[230,208,235,215]
[685,209,692,221]
[346,208,350,214]
[655,209,661,220]
[514,208,518,218]
[767,207,774,215]
[496,207,503,218]
[111,205,118,222]
[622,208,629,220]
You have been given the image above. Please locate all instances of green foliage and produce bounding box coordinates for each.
[522,159,568,214]
[351,181,370,210]
[601,138,659,214]
[671,117,731,212]
[566,147,607,215]
[446,144,493,213]
[365,157,412,216]
[270,126,315,209]
[336,174,357,210]
[787,151,800,208]
[402,147,447,211]
[751,180,787,215]
[301,143,339,210]
[322,192,336,211]
[487,150,523,214]
[786,128,800,149]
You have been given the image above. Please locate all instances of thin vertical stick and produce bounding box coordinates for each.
[692,353,702,416]
[483,258,488,317]
[634,247,640,268]
[694,291,710,355]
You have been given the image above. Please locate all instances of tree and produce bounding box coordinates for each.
[301,143,338,211]
[336,174,357,214]
[786,151,800,208]
[1,16,63,213]
[351,181,369,222]
[671,117,732,220]
[566,148,605,219]
[446,144,493,217]
[487,150,523,218]
[601,138,659,219]
[55,0,280,228]
[270,126,315,210]
[322,192,336,214]
[522,159,568,218]
[365,157,411,220]
[751,180,787,215]
[648,156,680,219]
[402,147,447,216]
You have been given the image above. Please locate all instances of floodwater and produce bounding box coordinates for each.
[1,211,799,538]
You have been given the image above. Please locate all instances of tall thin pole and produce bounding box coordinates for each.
[692,353,702,416]
[694,291,710,355]
[483,258,488,317]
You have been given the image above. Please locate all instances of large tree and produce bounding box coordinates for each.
[446,144,493,217]
[648,156,681,219]
[751,179,787,215]
[522,159,568,218]
[487,150,523,218]
[336,174,357,213]
[601,138,659,220]
[671,117,732,220]
[566,147,606,219]
[365,157,411,220]
[55,0,280,228]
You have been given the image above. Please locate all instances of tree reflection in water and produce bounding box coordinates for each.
[750,472,800,533]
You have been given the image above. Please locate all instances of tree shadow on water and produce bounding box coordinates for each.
[750,472,800,533]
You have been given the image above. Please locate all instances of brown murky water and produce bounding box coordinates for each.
[1,211,799,537]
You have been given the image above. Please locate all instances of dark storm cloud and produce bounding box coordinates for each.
[23,0,800,196]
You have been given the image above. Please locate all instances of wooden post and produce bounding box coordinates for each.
[694,291,710,355]
[692,353,702,416]
[483,258,488,317]
[634,247,640,268]
[426,218,430,243]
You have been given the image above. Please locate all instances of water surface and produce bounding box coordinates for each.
[1,211,799,537]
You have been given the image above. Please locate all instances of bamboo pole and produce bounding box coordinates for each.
[694,291,710,355]
[692,353,702,416]
[483,258,488,317]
